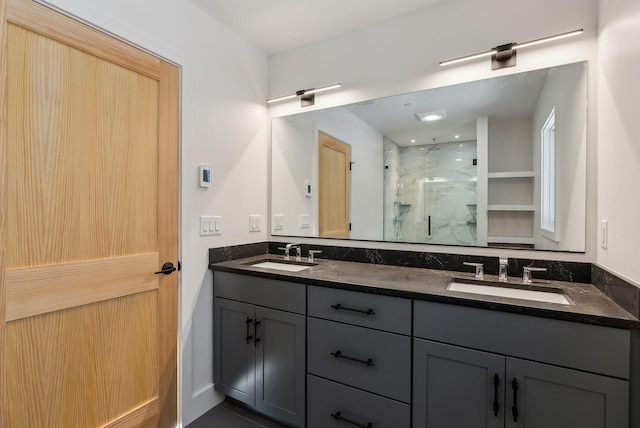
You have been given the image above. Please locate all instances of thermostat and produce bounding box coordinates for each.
[199,165,212,188]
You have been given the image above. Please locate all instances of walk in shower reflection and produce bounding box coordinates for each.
[384,138,477,245]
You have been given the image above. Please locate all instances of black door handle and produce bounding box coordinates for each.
[493,374,500,417]
[155,262,177,275]
[253,320,261,346]
[330,411,372,428]
[511,378,519,422]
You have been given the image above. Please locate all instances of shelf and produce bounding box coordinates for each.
[487,236,535,244]
[488,171,535,179]
[487,205,535,211]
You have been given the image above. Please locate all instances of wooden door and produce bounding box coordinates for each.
[318,132,350,238]
[0,0,179,426]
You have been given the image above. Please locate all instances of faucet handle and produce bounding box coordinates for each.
[522,266,547,284]
[463,262,484,280]
[308,250,322,263]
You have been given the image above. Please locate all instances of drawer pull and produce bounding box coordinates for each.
[511,378,519,422]
[330,350,375,367]
[493,374,500,417]
[245,317,253,344]
[253,320,261,346]
[330,411,373,428]
[331,303,375,316]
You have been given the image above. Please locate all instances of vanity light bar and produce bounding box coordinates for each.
[267,83,342,104]
[439,29,583,67]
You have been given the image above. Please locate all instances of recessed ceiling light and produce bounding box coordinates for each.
[456,158,463,161]
[416,110,446,122]
[454,135,460,139]
[411,139,416,143]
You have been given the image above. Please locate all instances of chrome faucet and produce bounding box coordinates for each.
[279,243,300,261]
[522,266,547,284]
[498,257,509,282]
[463,262,484,280]
[308,250,322,263]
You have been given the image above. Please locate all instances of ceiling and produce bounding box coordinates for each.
[189,0,448,55]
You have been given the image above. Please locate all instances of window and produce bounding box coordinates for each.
[541,108,556,234]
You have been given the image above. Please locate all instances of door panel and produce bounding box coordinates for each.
[1,0,179,426]
[214,298,256,406]
[413,339,505,428]
[318,132,350,238]
[506,358,629,428]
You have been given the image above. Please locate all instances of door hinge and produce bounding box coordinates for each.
[349,223,352,231]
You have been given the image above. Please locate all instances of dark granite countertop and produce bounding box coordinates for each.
[210,255,640,330]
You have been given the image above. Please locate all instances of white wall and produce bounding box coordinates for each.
[40,0,269,424]
[272,107,384,240]
[268,0,598,263]
[597,0,640,285]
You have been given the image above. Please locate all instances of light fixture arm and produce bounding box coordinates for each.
[267,83,342,106]
[439,29,583,69]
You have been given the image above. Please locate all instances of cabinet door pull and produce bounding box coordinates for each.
[330,411,373,428]
[330,350,375,367]
[493,374,500,417]
[245,317,253,344]
[330,303,375,316]
[253,320,261,346]
[511,378,519,422]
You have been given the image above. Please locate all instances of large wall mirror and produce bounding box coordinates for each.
[271,61,587,252]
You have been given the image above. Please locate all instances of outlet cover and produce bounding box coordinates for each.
[249,215,261,232]
[273,214,284,231]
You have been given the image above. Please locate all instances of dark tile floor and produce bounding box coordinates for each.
[186,399,289,428]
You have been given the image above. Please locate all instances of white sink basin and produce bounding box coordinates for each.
[250,261,313,272]
[447,280,571,305]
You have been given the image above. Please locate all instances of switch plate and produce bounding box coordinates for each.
[300,214,310,229]
[601,219,608,249]
[273,214,284,231]
[249,215,261,232]
[200,216,221,236]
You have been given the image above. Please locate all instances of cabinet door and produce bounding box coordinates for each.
[413,339,505,428]
[213,298,256,406]
[255,306,306,427]
[505,358,629,428]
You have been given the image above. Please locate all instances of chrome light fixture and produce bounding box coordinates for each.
[267,83,342,107]
[439,29,583,69]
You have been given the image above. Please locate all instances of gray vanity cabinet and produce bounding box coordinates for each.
[306,285,412,428]
[213,272,306,427]
[413,300,630,428]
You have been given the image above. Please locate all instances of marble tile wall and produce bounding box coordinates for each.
[385,141,477,245]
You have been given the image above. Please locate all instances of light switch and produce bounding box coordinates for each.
[249,215,261,232]
[213,216,222,235]
[601,219,608,249]
[300,214,310,229]
[273,214,284,231]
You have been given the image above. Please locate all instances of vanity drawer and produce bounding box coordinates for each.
[307,317,411,403]
[213,271,305,314]
[308,285,411,334]
[414,300,631,379]
[307,374,410,428]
